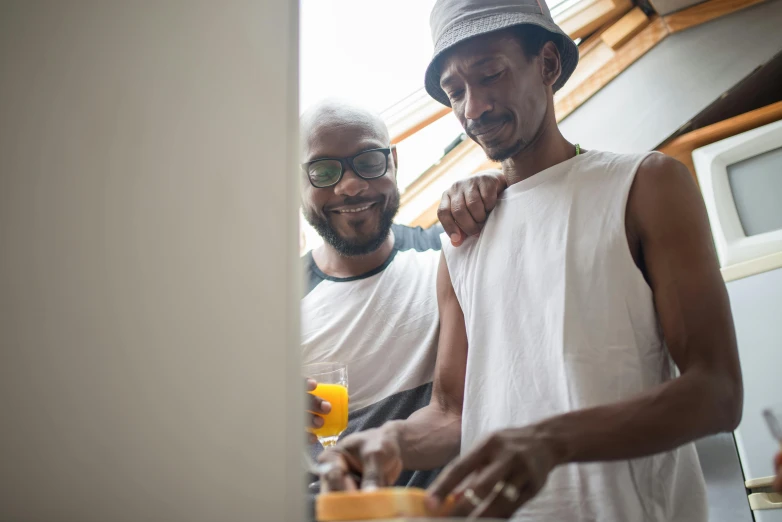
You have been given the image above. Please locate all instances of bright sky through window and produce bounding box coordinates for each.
[300,0,438,114]
[300,0,568,114]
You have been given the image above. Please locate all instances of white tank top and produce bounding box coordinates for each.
[441,150,708,522]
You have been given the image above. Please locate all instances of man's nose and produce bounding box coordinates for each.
[463,86,493,122]
[333,167,369,198]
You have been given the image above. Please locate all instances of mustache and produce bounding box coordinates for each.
[324,196,383,212]
[465,114,511,136]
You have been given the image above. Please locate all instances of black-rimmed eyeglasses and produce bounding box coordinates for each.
[302,147,393,188]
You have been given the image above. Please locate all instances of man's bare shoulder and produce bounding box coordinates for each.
[632,153,695,199]
[627,152,710,246]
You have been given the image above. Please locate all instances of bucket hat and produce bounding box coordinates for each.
[425,0,579,106]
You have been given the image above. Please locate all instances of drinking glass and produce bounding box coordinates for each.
[303,362,348,448]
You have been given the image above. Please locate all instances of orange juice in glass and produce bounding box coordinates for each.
[304,362,348,448]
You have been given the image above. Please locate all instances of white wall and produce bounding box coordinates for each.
[0,2,302,521]
[559,0,782,153]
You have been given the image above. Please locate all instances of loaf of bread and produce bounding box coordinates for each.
[316,487,454,521]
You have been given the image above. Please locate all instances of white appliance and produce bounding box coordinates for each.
[692,120,782,521]
[726,268,782,521]
[692,118,782,269]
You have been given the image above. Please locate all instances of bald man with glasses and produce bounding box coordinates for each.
[299,99,506,495]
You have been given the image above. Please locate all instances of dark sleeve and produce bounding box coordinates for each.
[302,251,325,298]
[392,223,444,253]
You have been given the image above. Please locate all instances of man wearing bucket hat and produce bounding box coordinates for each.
[318,0,744,520]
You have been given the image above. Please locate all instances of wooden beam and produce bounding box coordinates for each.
[555,40,616,100]
[555,17,669,122]
[555,0,604,25]
[577,22,616,55]
[658,100,782,177]
[560,0,633,40]
[390,106,452,145]
[601,7,651,50]
[663,0,768,34]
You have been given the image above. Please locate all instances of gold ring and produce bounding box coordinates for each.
[463,488,482,507]
[502,483,520,502]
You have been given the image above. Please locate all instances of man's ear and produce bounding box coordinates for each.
[540,41,562,89]
[391,145,399,179]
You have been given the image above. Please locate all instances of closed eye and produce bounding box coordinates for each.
[482,72,502,84]
[447,89,465,101]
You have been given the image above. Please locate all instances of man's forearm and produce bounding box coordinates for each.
[383,404,462,471]
[383,252,466,472]
[538,369,742,465]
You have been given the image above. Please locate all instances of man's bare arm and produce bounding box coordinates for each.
[537,154,743,463]
[383,251,468,470]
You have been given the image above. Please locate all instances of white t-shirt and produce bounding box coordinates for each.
[301,224,443,488]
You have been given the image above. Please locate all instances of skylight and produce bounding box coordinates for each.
[300,0,438,114]
[300,0,586,115]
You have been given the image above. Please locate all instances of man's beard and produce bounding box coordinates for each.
[465,113,525,162]
[304,192,400,257]
[485,138,525,161]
